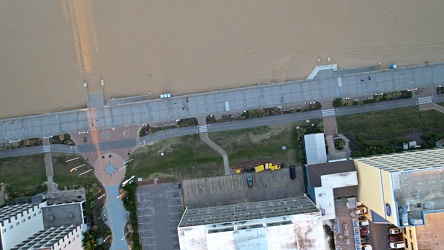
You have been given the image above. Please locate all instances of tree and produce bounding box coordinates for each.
[82,230,98,250]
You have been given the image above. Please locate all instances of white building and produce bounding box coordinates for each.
[178,196,325,250]
[0,200,87,250]
[10,225,83,250]
[0,202,46,250]
[304,133,327,165]
[306,160,358,219]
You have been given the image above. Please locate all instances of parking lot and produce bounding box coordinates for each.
[136,183,183,250]
[182,166,305,208]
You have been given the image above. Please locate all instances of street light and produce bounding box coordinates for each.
[104,235,112,242]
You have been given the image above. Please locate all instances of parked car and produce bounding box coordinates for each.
[360,229,369,236]
[358,216,367,222]
[289,166,296,179]
[356,206,368,215]
[389,241,405,249]
[389,234,403,242]
[361,243,372,250]
[388,227,401,234]
[361,237,370,243]
[246,172,253,187]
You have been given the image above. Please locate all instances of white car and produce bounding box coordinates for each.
[160,93,172,99]
[389,241,405,248]
[388,227,401,234]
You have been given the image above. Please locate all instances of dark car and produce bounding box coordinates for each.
[246,172,253,187]
[389,234,403,242]
[289,166,296,179]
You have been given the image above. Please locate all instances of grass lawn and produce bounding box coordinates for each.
[52,153,96,188]
[337,107,444,138]
[208,122,298,166]
[0,154,46,191]
[438,102,444,107]
[126,134,223,181]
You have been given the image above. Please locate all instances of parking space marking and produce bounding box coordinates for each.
[224,175,227,191]
[188,180,192,196]
[202,178,206,194]
[195,179,199,194]
[230,174,234,191]
[217,176,220,192]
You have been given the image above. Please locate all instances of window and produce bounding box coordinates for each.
[2,228,6,233]
[409,229,413,238]
[28,216,31,220]
[38,211,41,214]
[9,225,13,229]
[33,213,36,217]
[22,219,25,222]
[16,222,19,226]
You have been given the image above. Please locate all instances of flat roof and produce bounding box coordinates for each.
[42,202,83,229]
[304,133,327,165]
[179,196,319,227]
[393,168,444,224]
[307,160,357,187]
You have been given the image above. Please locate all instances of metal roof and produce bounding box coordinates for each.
[303,133,327,165]
[179,196,319,227]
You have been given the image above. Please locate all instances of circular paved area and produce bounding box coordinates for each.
[93,152,126,186]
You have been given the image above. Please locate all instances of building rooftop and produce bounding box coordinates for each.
[307,160,357,187]
[393,167,444,226]
[304,133,327,165]
[0,203,43,224]
[307,160,358,198]
[10,225,78,250]
[179,196,319,227]
[42,202,84,229]
[356,148,444,173]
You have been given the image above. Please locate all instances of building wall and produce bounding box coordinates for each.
[53,226,84,250]
[355,161,385,219]
[0,203,46,250]
[381,170,397,225]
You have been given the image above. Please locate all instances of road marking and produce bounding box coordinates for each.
[322,109,336,117]
[198,125,208,133]
[195,180,198,195]
[188,180,192,196]
[43,145,51,153]
[418,96,433,105]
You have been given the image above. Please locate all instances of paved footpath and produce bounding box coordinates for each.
[197,117,231,175]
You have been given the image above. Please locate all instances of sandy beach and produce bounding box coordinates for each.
[1,0,444,119]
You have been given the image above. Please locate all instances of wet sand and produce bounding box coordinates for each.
[1,0,444,119]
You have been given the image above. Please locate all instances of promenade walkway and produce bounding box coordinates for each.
[2,62,444,145]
